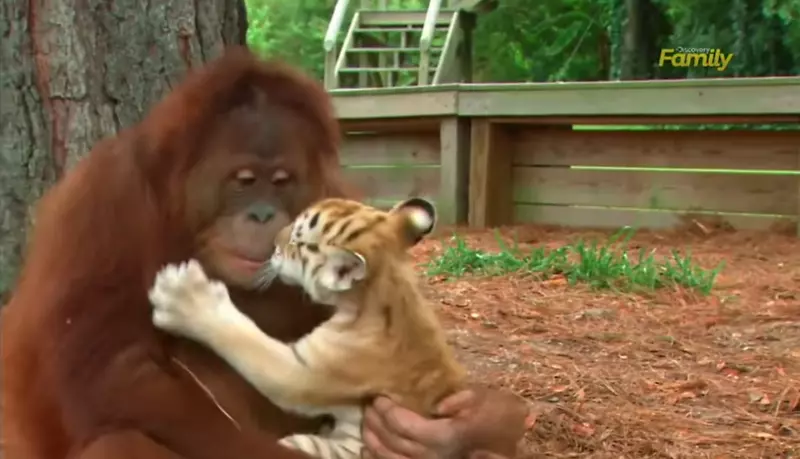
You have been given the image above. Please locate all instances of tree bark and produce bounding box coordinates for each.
[619,0,643,80]
[619,0,671,80]
[0,0,248,301]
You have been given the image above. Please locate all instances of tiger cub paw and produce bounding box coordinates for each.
[148,259,233,339]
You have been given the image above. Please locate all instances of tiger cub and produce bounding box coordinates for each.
[148,197,467,459]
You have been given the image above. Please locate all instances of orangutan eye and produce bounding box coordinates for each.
[271,169,293,186]
[235,169,257,187]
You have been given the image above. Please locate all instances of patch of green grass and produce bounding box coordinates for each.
[425,227,725,295]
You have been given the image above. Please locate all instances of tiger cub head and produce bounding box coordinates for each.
[256,197,436,306]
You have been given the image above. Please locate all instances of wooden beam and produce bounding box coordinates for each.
[510,129,800,170]
[457,76,800,91]
[458,78,800,117]
[468,120,512,228]
[358,10,454,27]
[330,78,800,119]
[512,167,798,216]
[513,204,797,233]
[340,118,441,134]
[438,118,470,225]
[490,115,800,125]
[332,87,458,120]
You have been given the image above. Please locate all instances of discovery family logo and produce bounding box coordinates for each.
[658,47,734,72]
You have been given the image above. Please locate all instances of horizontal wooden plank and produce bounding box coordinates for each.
[458,79,800,117]
[458,76,800,92]
[513,204,797,232]
[340,132,441,166]
[342,166,440,200]
[513,167,798,216]
[341,118,441,133]
[330,77,800,97]
[491,115,800,125]
[511,130,800,170]
[330,79,800,119]
[330,84,459,97]
[332,89,458,120]
[357,10,454,26]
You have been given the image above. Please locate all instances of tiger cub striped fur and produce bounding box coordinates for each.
[149,197,467,459]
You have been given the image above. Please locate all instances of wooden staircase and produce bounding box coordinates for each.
[323,0,491,89]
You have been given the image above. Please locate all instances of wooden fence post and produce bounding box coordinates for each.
[438,118,470,225]
[468,119,513,228]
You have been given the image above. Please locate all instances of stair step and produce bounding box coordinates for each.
[339,67,437,73]
[347,47,443,53]
[358,10,456,27]
[353,26,449,34]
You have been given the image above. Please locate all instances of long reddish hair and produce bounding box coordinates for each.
[1,46,350,457]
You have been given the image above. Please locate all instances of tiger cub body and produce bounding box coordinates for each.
[149,197,467,459]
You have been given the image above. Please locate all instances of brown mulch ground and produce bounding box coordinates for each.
[413,225,800,459]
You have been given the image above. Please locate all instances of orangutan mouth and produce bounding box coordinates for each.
[222,247,269,274]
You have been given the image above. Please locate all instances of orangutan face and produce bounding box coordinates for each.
[184,98,327,289]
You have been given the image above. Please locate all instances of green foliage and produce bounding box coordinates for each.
[242,0,798,130]
[425,228,724,295]
[473,0,614,82]
[244,0,799,82]
[245,0,337,79]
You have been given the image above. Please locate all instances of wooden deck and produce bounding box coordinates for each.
[330,77,800,234]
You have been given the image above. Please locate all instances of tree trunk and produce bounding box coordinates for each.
[619,0,670,80]
[619,0,642,80]
[0,0,248,301]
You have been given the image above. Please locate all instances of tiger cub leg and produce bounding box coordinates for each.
[279,407,363,459]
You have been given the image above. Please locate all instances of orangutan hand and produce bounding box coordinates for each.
[362,388,528,459]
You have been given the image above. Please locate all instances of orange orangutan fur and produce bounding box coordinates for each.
[1,47,359,459]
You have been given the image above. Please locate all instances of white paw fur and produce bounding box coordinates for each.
[148,259,232,338]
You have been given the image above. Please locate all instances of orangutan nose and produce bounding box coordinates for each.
[246,203,276,223]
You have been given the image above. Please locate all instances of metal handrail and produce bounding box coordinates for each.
[419,0,442,53]
[335,11,361,75]
[324,0,351,52]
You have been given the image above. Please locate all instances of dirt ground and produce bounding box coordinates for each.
[413,225,800,459]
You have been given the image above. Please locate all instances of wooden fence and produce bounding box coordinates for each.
[331,78,800,234]
[337,116,470,225]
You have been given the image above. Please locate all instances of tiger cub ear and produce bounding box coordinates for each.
[389,197,437,246]
[318,247,368,292]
